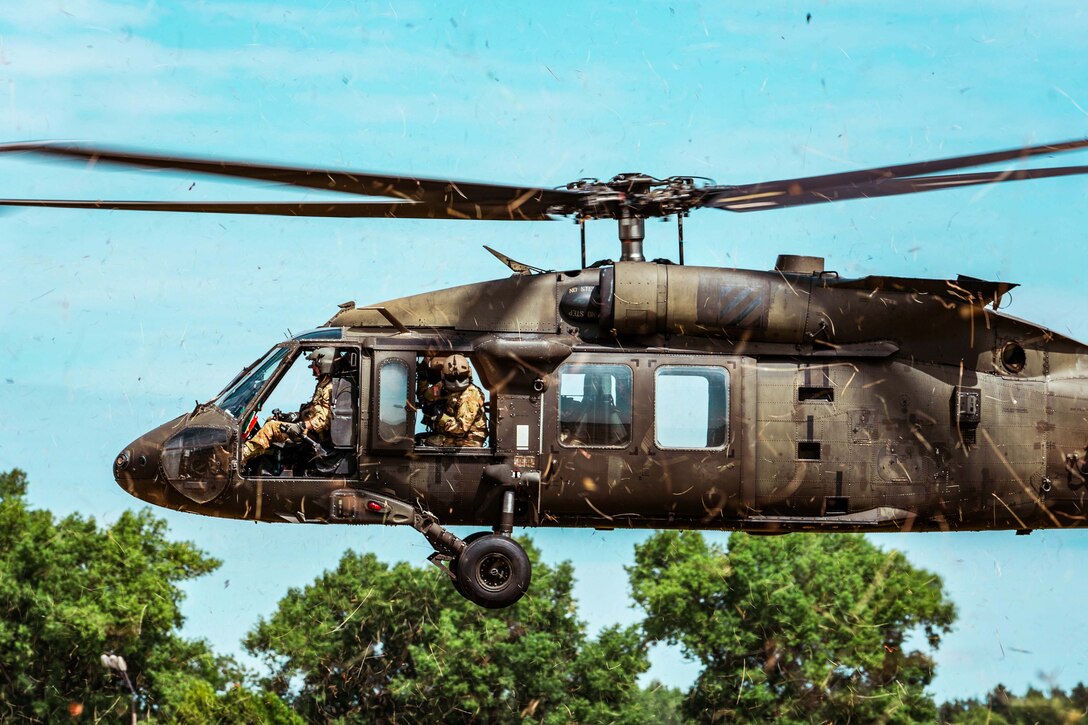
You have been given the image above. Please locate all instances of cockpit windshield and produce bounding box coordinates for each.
[213,346,290,419]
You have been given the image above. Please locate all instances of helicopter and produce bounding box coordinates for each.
[4,138,1088,608]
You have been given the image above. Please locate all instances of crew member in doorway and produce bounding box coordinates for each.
[426,354,487,447]
[416,353,447,433]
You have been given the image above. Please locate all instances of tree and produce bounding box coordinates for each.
[165,675,303,725]
[245,540,650,723]
[627,681,690,724]
[940,682,1088,724]
[0,468,294,722]
[628,531,956,724]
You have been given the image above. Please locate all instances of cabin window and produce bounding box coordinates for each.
[558,364,632,448]
[654,366,729,449]
[377,359,412,443]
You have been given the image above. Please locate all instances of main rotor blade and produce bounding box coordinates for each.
[706,138,1088,209]
[0,198,556,220]
[0,142,578,213]
[707,164,1088,212]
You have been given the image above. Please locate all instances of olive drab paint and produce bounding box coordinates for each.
[116,258,1088,537]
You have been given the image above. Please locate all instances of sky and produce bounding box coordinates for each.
[2,0,1088,703]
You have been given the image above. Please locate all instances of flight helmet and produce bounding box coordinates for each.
[306,347,336,375]
[443,354,472,391]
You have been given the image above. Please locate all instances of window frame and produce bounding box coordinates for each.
[556,362,634,450]
[411,351,496,454]
[653,364,730,451]
[214,345,292,420]
[375,357,414,446]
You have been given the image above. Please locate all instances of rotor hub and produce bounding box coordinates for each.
[559,173,707,221]
[559,174,708,261]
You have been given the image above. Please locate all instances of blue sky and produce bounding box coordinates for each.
[2,0,1088,701]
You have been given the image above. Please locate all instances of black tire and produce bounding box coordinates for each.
[450,531,490,595]
[456,535,531,609]
[461,531,490,547]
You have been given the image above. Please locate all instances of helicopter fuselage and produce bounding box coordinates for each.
[113,258,1088,535]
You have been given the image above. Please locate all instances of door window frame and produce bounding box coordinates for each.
[555,362,635,450]
[653,363,731,452]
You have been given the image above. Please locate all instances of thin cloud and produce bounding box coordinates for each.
[0,0,158,31]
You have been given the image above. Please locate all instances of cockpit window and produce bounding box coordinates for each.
[295,328,343,341]
[213,346,290,419]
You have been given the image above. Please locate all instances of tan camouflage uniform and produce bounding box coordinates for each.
[242,376,332,462]
[426,384,487,447]
[416,379,446,432]
[415,355,447,432]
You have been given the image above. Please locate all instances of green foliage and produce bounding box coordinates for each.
[0,469,292,722]
[628,681,690,724]
[940,682,1088,724]
[2,466,988,723]
[244,540,650,723]
[165,677,304,725]
[629,531,956,724]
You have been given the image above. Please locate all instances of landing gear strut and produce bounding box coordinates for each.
[413,488,531,608]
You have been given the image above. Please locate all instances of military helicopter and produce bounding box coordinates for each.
[4,138,1088,608]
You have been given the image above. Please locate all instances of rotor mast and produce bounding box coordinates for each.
[618,210,645,262]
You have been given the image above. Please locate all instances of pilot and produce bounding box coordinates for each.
[426,354,487,447]
[416,353,448,433]
[242,347,334,464]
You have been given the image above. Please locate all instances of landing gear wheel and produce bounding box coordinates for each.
[456,534,531,609]
[450,531,490,595]
[462,531,490,547]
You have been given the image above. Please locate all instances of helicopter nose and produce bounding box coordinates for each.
[113,438,162,499]
[113,442,158,479]
[112,414,187,504]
